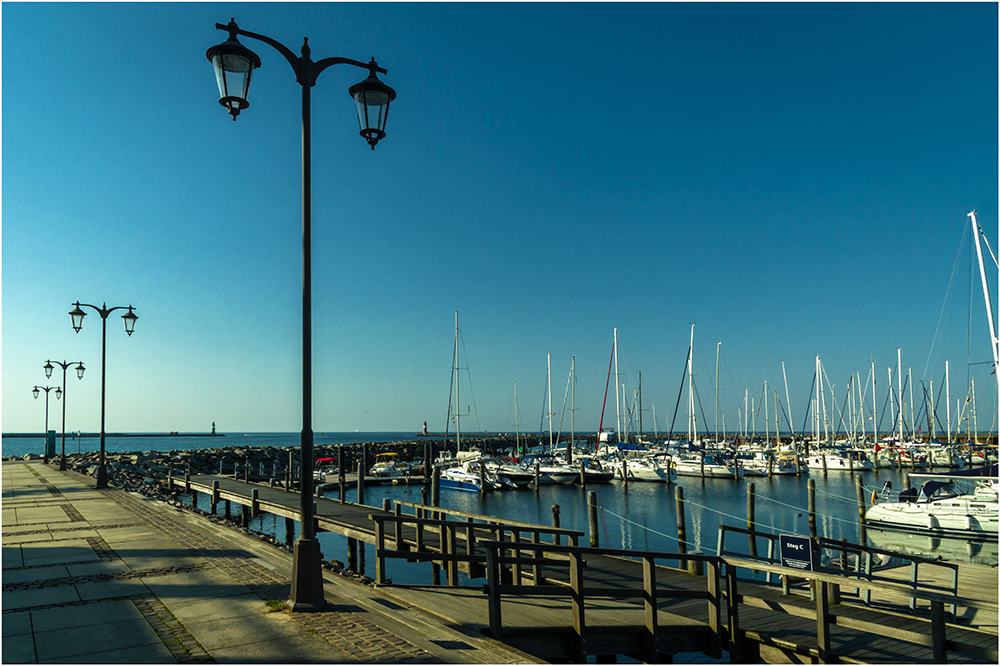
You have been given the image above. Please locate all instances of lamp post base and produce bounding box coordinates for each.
[95,464,108,489]
[288,537,327,612]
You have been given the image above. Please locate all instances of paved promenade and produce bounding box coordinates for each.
[2,460,540,664]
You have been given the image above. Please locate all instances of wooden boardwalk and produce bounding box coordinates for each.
[167,473,999,663]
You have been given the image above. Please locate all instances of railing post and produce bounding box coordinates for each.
[531,531,541,585]
[726,563,743,661]
[210,480,219,514]
[486,543,503,640]
[931,599,947,664]
[396,504,406,552]
[357,462,365,506]
[375,517,386,585]
[705,559,723,659]
[569,549,587,663]
[446,524,458,586]
[642,555,660,662]
[184,472,191,495]
[747,483,758,558]
[251,488,259,518]
[815,580,831,663]
[676,486,688,571]
[285,516,295,548]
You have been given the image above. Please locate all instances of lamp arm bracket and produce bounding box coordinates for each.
[76,302,132,318]
[216,23,303,82]
[310,57,387,86]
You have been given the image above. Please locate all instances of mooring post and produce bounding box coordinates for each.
[534,463,541,492]
[348,537,358,572]
[676,486,688,570]
[425,442,432,480]
[588,491,599,547]
[383,498,391,512]
[808,479,817,540]
[432,467,441,514]
[338,445,346,503]
[747,482,758,558]
[479,463,487,495]
[552,504,561,545]
[285,516,295,548]
[421,484,429,508]
[579,459,586,489]
[357,462,365,506]
[210,480,219,515]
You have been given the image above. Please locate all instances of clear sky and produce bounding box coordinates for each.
[3,2,998,438]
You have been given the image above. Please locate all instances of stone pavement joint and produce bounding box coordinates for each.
[133,597,215,663]
[3,562,213,591]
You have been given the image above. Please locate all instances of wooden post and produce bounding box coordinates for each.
[676,486,688,571]
[930,600,947,664]
[357,462,365,506]
[705,559,723,659]
[579,459,587,489]
[375,518,386,585]
[621,457,628,489]
[421,484,429,508]
[383,498,391,512]
[285,516,295,548]
[479,462,486,494]
[184,473,191,496]
[815,580,831,663]
[747,482,758,558]
[569,549,587,663]
[700,450,706,479]
[587,491,599,547]
[446,524,458,586]
[641,556,660,662]
[424,442,432,480]
[486,544,503,640]
[808,479,817,540]
[241,503,250,528]
[251,488,259,519]
[210,480,219,514]
[534,462,541,492]
[726,563,743,661]
[287,450,293,492]
[552,504,561,545]
[431,467,441,515]
[348,537,358,572]
[396,504,406,552]
[338,445,345,503]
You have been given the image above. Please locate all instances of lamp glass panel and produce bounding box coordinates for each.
[213,53,254,103]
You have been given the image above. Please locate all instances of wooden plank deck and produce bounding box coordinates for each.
[168,474,998,663]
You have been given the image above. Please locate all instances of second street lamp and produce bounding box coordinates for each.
[205,18,396,612]
[32,385,61,463]
[44,360,85,471]
[69,301,137,488]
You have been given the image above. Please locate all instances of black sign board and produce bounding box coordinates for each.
[779,534,814,571]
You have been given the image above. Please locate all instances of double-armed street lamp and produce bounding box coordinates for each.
[68,301,137,488]
[205,18,396,612]
[32,385,62,463]
[43,361,85,471]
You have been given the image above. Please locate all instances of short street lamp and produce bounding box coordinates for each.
[44,361,85,471]
[32,385,62,463]
[69,301,137,488]
[205,18,396,612]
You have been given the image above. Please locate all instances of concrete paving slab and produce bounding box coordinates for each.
[75,576,151,601]
[38,642,177,664]
[185,611,320,652]
[33,617,161,661]
[20,539,99,566]
[1,634,36,664]
[164,591,269,623]
[2,611,33,637]
[16,507,71,524]
[2,585,81,612]
[66,559,132,577]
[2,531,55,544]
[3,543,24,567]
[141,567,252,605]
[2,564,71,584]
[31,599,143,632]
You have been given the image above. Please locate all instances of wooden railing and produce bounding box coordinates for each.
[717,524,960,610]
[474,539,997,664]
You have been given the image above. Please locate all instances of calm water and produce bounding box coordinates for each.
[7,432,995,583]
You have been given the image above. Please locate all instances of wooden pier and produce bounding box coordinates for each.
[165,472,998,663]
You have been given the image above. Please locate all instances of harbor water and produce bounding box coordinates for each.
[5,432,996,585]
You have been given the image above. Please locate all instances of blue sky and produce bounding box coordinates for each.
[3,2,998,437]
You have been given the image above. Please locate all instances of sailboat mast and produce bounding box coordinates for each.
[455,310,461,455]
[907,366,914,440]
[548,352,553,453]
[897,349,903,445]
[945,360,951,443]
[569,356,576,464]
[782,361,794,446]
[514,380,521,454]
[969,211,1000,400]
[715,342,720,444]
[688,324,696,446]
[638,370,643,440]
[614,328,621,443]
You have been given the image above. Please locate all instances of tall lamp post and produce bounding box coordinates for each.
[43,361,85,471]
[32,385,62,463]
[68,302,137,488]
[204,18,396,612]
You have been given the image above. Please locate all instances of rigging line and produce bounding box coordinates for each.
[554,360,573,444]
[458,326,482,433]
[923,220,971,381]
[799,370,817,436]
[596,505,700,548]
[753,492,861,525]
[812,486,866,505]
